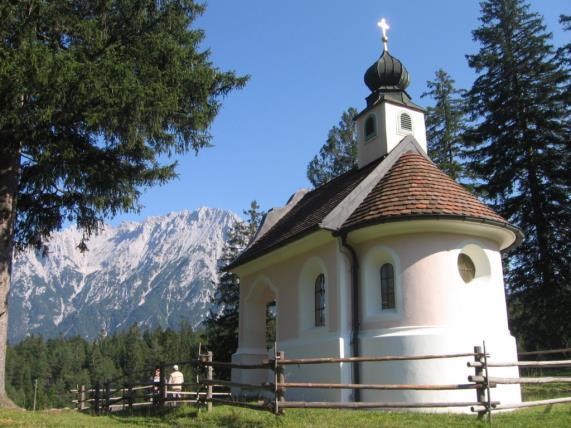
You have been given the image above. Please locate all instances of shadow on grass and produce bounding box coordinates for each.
[99,404,201,425]
[209,413,269,428]
[107,404,278,427]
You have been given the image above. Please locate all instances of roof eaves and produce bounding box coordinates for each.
[355,95,426,120]
[224,224,322,271]
[248,188,309,248]
[338,214,523,251]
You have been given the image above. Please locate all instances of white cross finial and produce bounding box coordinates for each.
[377,18,390,52]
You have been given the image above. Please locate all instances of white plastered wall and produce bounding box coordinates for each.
[232,238,349,401]
[232,225,521,409]
[354,231,521,410]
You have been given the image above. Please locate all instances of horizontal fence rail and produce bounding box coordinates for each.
[201,361,272,369]
[469,360,571,368]
[472,397,571,412]
[470,375,571,384]
[278,400,501,409]
[201,379,274,392]
[269,352,480,365]
[518,348,571,356]
[279,382,490,390]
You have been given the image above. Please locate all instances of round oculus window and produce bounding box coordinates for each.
[458,253,476,283]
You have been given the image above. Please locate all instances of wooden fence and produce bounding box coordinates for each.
[71,356,231,414]
[72,344,571,419]
[469,346,571,420]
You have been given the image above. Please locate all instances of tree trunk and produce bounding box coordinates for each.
[0,141,20,408]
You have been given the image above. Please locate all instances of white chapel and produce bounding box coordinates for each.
[226,20,522,409]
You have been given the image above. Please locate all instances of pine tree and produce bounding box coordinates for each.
[203,201,263,378]
[421,69,468,182]
[143,327,165,368]
[0,0,247,406]
[89,341,118,385]
[307,108,358,187]
[466,0,570,349]
[121,324,145,377]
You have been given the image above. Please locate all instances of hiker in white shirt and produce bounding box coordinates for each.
[168,365,184,399]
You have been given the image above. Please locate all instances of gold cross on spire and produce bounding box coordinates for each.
[377,18,390,52]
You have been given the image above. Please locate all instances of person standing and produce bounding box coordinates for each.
[168,365,184,400]
[152,367,161,403]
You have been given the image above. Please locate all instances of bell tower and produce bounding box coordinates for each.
[355,19,427,168]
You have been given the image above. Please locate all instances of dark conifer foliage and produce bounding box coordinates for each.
[421,69,468,182]
[1,0,247,251]
[466,0,570,349]
[307,108,358,187]
[203,201,263,379]
[6,323,201,410]
[0,0,247,406]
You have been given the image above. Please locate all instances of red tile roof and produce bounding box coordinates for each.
[229,159,381,268]
[343,152,506,229]
[229,146,512,270]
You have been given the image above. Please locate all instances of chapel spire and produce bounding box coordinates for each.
[378,18,390,52]
[355,18,427,168]
[363,18,410,103]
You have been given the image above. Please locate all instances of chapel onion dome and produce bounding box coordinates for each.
[364,50,410,93]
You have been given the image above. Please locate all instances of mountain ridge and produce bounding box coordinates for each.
[9,207,238,343]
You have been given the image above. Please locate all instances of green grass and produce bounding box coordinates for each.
[0,403,570,427]
[523,383,571,401]
[521,369,571,401]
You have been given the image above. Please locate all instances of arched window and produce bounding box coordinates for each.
[364,114,377,140]
[314,274,326,326]
[399,112,412,132]
[380,263,395,310]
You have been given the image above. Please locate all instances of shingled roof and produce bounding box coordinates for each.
[342,151,506,230]
[228,137,516,270]
[229,158,381,268]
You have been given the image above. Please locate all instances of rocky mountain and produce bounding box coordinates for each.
[9,207,238,343]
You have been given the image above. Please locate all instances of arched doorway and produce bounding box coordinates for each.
[242,278,278,352]
[232,278,278,391]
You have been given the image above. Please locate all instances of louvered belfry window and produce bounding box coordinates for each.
[400,112,412,132]
[314,274,326,327]
[380,263,395,309]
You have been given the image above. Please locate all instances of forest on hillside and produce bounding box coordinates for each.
[6,323,201,410]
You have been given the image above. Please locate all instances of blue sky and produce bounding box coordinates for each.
[110,0,569,225]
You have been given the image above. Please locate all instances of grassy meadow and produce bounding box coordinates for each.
[0,380,569,427]
[0,402,569,427]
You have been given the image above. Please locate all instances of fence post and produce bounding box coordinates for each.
[94,383,100,415]
[78,385,85,411]
[473,346,486,419]
[207,351,213,413]
[105,381,111,414]
[274,349,285,415]
[273,347,279,415]
[127,380,134,414]
[277,351,285,405]
[482,341,492,423]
